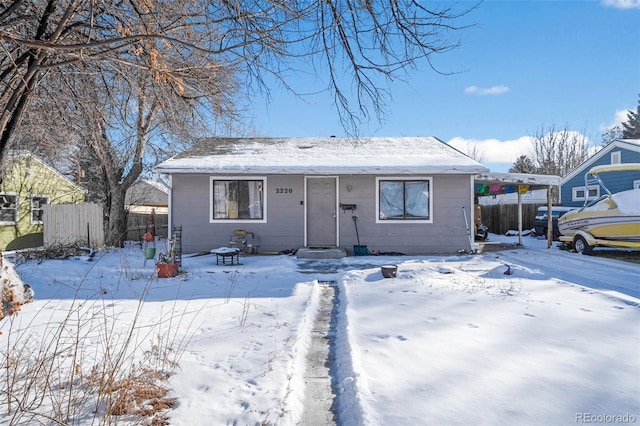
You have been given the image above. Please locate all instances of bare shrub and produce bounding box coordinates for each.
[0,257,197,425]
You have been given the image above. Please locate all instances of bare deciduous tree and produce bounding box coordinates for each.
[1,0,475,244]
[601,126,623,147]
[50,52,236,245]
[1,0,474,170]
[530,124,591,177]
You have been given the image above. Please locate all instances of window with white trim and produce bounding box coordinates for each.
[211,177,266,222]
[377,178,432,222]
[31,195,49,224]
[634,180,640,190]
[0,193,18,225]
[611,151,621,164]
[572,185,600,202]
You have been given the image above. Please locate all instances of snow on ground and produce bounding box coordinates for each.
[2,235,639,425]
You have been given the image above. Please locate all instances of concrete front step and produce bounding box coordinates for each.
[296,247,347,259]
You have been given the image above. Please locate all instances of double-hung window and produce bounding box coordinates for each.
[377,178,432,223]
[31,195,49,224]
[0,193,18,225]
[572,185,599,202]
[211,177,266,222]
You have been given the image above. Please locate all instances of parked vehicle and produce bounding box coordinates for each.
[534,206,574,240]
[558,163,640,254]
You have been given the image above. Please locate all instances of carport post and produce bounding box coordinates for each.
[517,192,523,246]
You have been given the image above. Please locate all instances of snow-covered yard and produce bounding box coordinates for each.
[1,235,638,425]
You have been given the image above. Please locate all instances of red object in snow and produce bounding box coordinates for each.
[143,231,154,242]
[157,262,179,278]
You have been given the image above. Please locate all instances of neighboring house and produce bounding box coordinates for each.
[0,151,86,250]
[559,139,640,207]
[125,179,170,239]
[125,179,169,214]
[154,137,489,255]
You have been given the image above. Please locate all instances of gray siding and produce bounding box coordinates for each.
[171,173,473,255]
[171,174,306,253]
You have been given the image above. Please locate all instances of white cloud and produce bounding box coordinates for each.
[447,136,534,166]
[464,85,510,96]
[601,0,640,10]
[448,131,594,172]
[600,108,631,131]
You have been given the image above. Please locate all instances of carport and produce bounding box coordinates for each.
[474,172,561,248]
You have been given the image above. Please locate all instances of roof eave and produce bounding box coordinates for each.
[154,165,490,175]
[475,172,561,186]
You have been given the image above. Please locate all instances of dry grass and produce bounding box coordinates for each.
[99,368,176,424]
[0,250,198,425]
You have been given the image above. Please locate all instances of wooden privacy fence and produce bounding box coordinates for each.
[480,204,544,236]
[43,203,104,248]
[126,212,168,241]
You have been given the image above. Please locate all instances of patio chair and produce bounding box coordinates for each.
[229,230,260,254]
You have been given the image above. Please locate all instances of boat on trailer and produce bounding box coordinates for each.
[558,163,640,254]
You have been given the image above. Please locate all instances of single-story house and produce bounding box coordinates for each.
[154,137,489,255]
[125,179,169,214]
[0,151,86,250]
[559,139,640,207]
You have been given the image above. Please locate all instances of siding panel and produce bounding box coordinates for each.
[172,173,473,255]
[560,144,640,206]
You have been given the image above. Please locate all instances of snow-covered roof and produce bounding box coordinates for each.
[475,172,561,187]
[141,179,169,194]
[125,179,169,207]
[154,137,489,175]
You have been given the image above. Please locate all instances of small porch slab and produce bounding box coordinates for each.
[296,247,347,259]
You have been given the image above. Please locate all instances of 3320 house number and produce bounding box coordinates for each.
[275,188,293,194]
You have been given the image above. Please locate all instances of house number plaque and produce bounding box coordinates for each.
[275,188,293,194]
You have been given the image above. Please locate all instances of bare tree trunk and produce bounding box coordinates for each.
[105,184,127,247]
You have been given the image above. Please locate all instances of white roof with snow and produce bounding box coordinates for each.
[154,137,489,175]
[141,179,169,194]
[475,171,561,187]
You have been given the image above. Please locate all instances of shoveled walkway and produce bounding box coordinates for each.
[301,281,338,425]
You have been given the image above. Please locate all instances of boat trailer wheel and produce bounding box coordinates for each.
[573,236,592,255]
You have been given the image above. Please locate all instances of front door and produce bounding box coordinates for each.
[306,177,337,247]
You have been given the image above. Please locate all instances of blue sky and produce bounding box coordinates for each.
[246,0,640,172]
